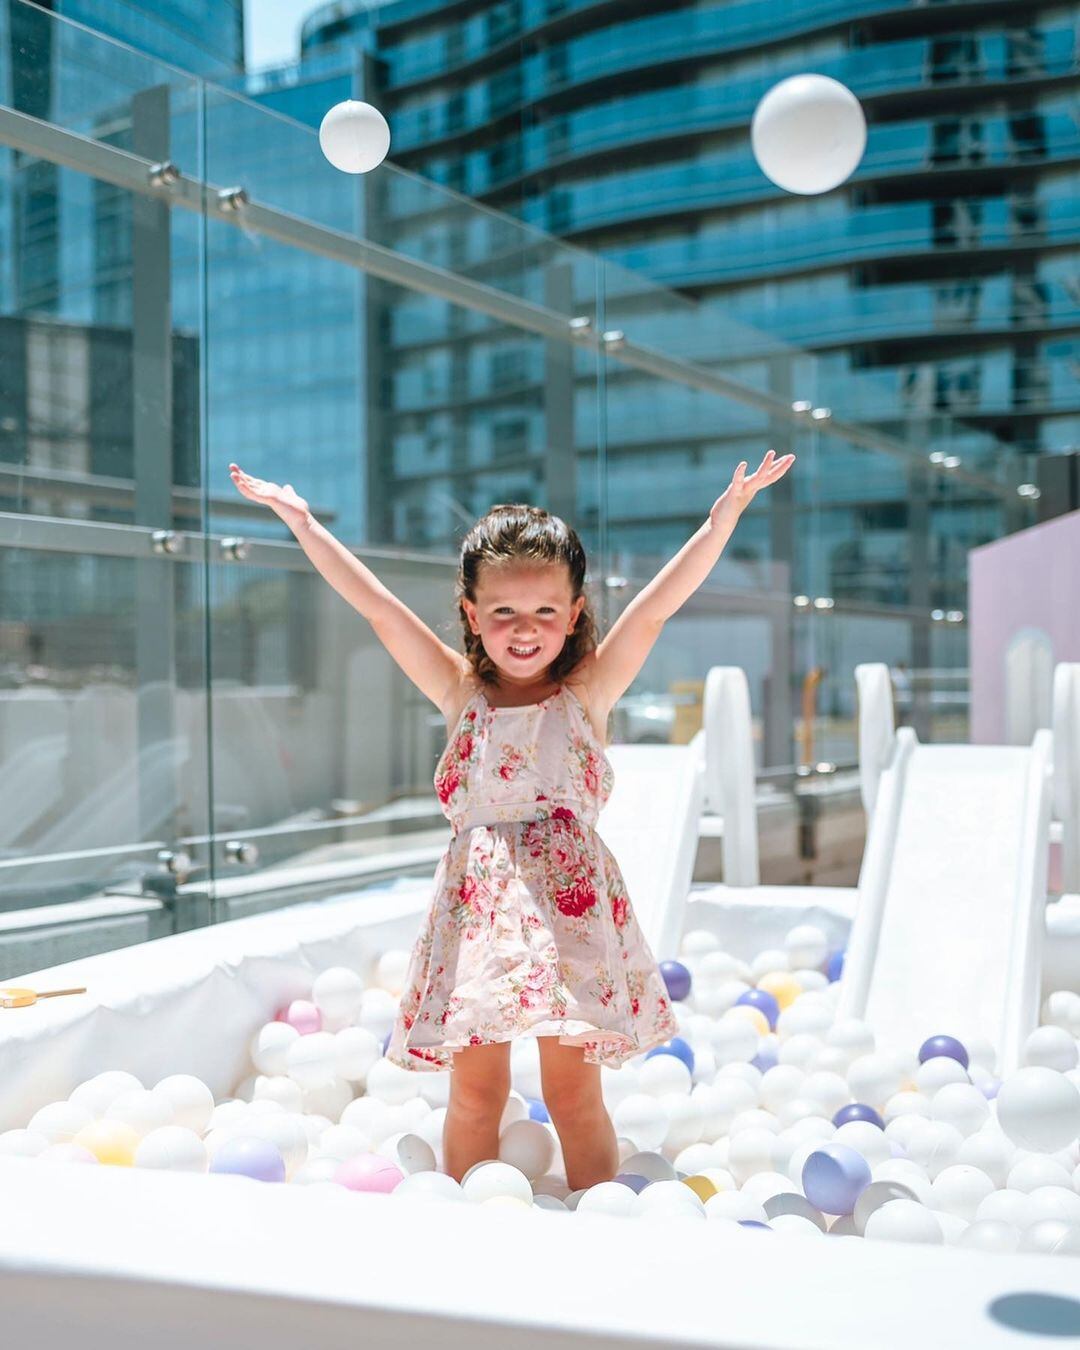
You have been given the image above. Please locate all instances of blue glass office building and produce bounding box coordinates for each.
[237,0,1077,607]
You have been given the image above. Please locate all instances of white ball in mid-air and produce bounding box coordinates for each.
[751,74,866,195]
[319,100,391,174]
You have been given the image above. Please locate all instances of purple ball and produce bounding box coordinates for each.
[614,1173,650,1194]
[659,960,692,1001]
[802,1143,872,1216]
[382,1031,391,1055]
[209,1135,286,1183]
[832,1102,885,1130]
[918,1034,969,1070]
[738,1219,772,1230]
[646,1035,694,1074]
[980,1078,1001,1100]
[527,1097,551,1122]
[736,988,780,1031]
[826,949,845,982]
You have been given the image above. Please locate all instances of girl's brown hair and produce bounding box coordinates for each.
[456,504,598,685]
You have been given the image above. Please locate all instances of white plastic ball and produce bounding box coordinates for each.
[612,1094,669,1152]
[728,1128,778,1184]
[373,950,410,997]
[801,1071,850,1116]
[318,100,391,175]
[1042,991,1080,1037]
[975,1188,1036,1228]
[750,949,789,981]
[292,1158,342,1186]
[929,1165,995,1222]
[776,1003,832,1041]
[301,1078,353,1122]
[915,1057,969,1095]
[1008,1154,1074,1194]
[955,1129,1016,1188]
[692,1079,756,1137]
[1027,1184,1080,1227]
[311,965,366,1021]
[864,1198,944,1244]
[0,1129,50,1157]
[68,1071,143,1118]
[29,1101,92,1144]
[751,74,867,195]
[285,1032,339,1090]
[759,1066,806,1113]
[958,1219,1021,1253]
[634,1179,705,1218]
[930,1083,989,1137]
[1023,1026,1079,1073]
[395,1170,466,1202]
[134,1126,208,1172]
[251,1022,299,1076]
[784,925,828,971]
[704,1191,768,1223]
[997,1067,1080,1153]
[681,930,722,957]
[906,1121,965,1179]
[252,1075,305,1113]
[883,1091,931,1122]
[833,1121,890,1168]
[104,1088,175,1139]
[461,1160,533,1205]
[639,1054,692,1097]
[872,1159,934,1207]
[847,1054,906,1109]
[378,1131,437,1175]
[576,1181,638,1217]
[778,1036,823,1072]
[825,1019,875,1061]
[357,988,398,1041]
[1019,1219,1080,1256]
[334,1026,382,1083]
[499,1119,555,1180]
[152,1075,215,1134]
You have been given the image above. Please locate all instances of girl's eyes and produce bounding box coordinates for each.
[493,607,555,615]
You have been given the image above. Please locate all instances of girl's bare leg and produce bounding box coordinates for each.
[441,1041,512,1182]
[537,1036,619,1190]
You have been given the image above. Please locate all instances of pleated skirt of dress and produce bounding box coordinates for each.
[384,812,679,1072]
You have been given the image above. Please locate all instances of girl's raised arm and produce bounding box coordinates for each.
[228,464,468,713]
[584,449,795,714]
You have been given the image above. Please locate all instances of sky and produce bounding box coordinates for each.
[244,0,328,72]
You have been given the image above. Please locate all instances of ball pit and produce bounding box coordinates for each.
[3,924,1079,1265]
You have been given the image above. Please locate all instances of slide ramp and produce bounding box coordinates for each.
[837,722,1053,1075]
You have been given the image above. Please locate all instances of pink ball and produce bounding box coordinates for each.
[333,1152,404,1194]
[284,999,322,1035]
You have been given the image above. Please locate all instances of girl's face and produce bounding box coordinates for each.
[462,561,585,685]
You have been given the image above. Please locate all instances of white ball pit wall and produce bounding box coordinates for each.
[2,877,1080,1348]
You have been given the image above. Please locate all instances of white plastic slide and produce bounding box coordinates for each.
[838,663,1055,1075]
[1053,662,1080,895]
[600,734,704,963]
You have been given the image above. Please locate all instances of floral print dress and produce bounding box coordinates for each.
[384,683,679,1072]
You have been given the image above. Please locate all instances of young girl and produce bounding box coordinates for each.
[228,449,794,1192]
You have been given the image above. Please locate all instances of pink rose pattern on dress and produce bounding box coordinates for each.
[385,685,679,1072]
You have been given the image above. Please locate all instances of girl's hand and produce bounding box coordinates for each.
[710,448,796,521]
[228,462,312,531]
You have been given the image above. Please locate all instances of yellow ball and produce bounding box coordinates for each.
[680,1174,718,1203]
[757,972,802,1010]
[725,1005,770,1036]
[73,1120,141,1166]
[482,1194,532,1210]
